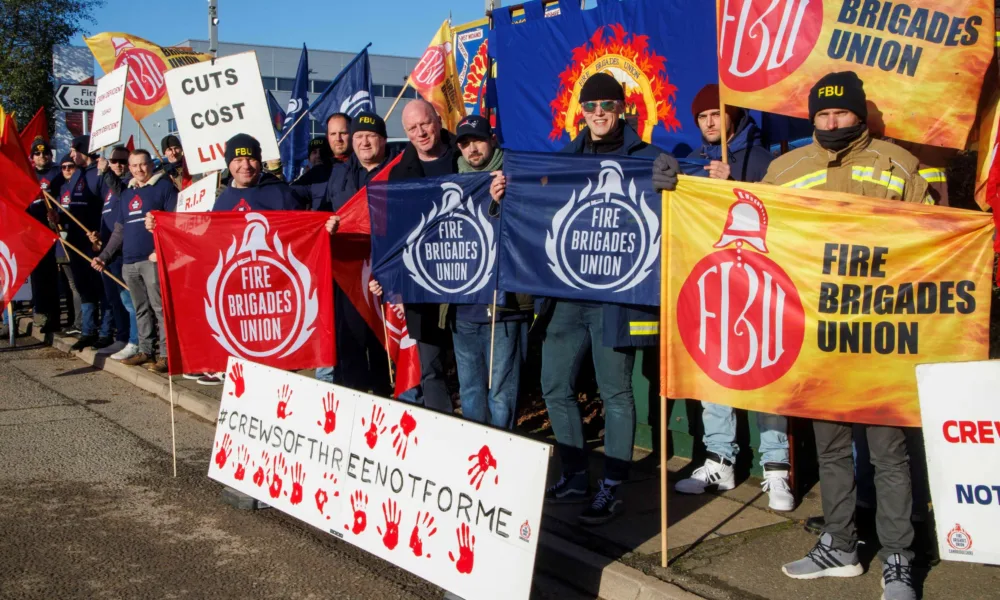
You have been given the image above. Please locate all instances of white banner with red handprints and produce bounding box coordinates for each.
[207,357,550,599]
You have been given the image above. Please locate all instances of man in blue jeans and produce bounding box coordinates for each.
[532,73,679,525]
[672,84,794,512]
[451,115,529,430]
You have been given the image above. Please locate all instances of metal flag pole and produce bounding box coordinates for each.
[659,189,672,567]
[6,303,14,346]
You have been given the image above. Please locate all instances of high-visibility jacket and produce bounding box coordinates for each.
[762,128,932,205]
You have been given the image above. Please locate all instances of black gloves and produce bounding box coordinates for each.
[652,153,679,192]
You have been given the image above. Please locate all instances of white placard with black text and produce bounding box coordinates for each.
[88,65,129,152]
[208,358,550,600]
[917,360,1000,566]
[165,52,279,175]
[176,172,219,213]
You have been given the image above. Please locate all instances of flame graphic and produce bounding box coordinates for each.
[550,24,679,143]
[462,41,490,113]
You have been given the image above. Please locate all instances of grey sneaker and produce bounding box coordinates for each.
[881,553,916,600]
[782,533,863,579]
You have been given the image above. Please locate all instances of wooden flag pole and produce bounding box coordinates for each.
[168,374,178,478]
[58,238,129,291]
[720,99,729,166]
[276,109,312,146]
[43,189,95,237]
[660,189,671,567]
[136,120,165,161]
[379,302,396,390]
[487,289,498,390]
[6,303,14,346]
[384,79,412,123]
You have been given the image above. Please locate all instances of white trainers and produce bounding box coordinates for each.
[110,343,140,361]
[675,453,735,494]
[762,463,795,511]
[97,340,125,355]
[197,372,225,386]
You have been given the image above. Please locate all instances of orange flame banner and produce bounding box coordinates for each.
[660,176,993,427]
[717,0,995,149]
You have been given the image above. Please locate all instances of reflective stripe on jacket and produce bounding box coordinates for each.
[762,129,932,205]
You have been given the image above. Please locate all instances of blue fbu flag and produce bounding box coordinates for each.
[492,0,716,156]
[310,48,377,126]
[499,151,660,307]
[369,173,498,305]
[279,45,310,182]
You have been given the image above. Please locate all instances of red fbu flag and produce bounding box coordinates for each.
[153,211,335,375]
[0,199,57,313]
[333,155,421,397]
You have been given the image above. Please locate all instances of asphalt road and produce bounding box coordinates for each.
[0,338,588,600]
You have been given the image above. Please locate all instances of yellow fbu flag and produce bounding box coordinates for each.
[85,32,214,122]
[661,177,994,427]
[410,20,466,131]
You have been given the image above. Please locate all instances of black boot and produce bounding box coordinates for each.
[92,336,114,349]
[70,335,97,351]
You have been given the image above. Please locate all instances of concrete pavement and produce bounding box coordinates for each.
[0,338,593,600]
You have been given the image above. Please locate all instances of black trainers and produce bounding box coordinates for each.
[91,336,114,350]
[70,335,97,351]
[578,480,623,526]
[544,471,589,504]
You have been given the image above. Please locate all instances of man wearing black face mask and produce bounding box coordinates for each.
[765,71,926,600]
[763,71,931,204]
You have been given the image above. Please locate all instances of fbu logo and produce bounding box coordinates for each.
[676,189,805,390]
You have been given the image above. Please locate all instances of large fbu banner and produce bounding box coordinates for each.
[153,211,335,375]
[661,177,994,427]
[717,0,995,149]
[492,0,717,154]
[209,359,549,600]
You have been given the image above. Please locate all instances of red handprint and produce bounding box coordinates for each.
[229,362,245,398]
[345,491,368,535]
[316,391,339,434]
[467,445,498,490]
[276,384,294,419]
[268,454,287,499]
[409,511,438,558]
[361,404,387,450]
[234,445,250,481]
[376,499,402,550]
[252,451,269,487]
[390,411,419,459]
[314,473,340,519]
[289,462,305,505]
[213,433,232,470]
[448,523,476,574]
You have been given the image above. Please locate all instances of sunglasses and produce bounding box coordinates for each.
[581,100,621,114]
[109,158,128,165]
[32,151,47,156]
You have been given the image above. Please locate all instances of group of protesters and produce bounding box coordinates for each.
[21,66,952,600]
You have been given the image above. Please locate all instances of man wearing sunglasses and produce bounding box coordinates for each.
[537,72,678,525]
[27,137,61,332]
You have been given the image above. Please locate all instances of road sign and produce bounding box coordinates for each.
[55,84,97,111]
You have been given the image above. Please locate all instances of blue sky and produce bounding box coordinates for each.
[83,0,552,58]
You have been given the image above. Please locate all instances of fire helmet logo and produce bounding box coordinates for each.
[402,182,497,297]
[546,160,659,293]
[205,213,318,359]
[717,0,823,92]
[550,25,680,143]
[947,524,973,552]
[519,520,532,542]
[339,91,374,117]
[112,37,168,107]
[676,189,804,390]
[0,241,18,301]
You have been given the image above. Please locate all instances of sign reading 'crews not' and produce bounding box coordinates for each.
[165,52,279,176]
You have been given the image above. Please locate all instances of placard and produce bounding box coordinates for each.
[164,52,279,175]
[208,358,549,600]
[917,360,1000,566]
[89,65,129,152]
[175,172,219,213]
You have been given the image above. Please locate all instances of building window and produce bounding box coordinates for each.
[382,84,404,99]
[260,76,276,91]
[370,84,383,97]
[277,77,296,92]
[312,80,331,93]
[405,86,419,99]
[167,118,178,134]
